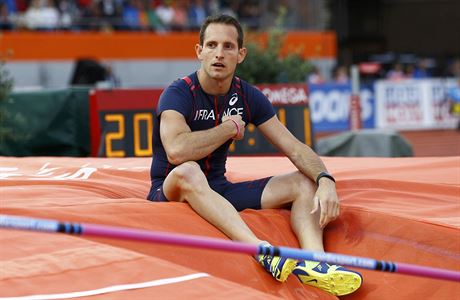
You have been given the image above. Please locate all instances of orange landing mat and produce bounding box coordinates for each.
[1,156,459,300]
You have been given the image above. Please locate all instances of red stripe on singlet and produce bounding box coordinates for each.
[182,76,192,85]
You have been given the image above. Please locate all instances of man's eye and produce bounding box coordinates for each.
[207,43,216,48]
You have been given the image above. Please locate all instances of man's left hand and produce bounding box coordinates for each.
[310,180,340,229]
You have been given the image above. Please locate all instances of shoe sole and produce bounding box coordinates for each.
[301,269,362,296]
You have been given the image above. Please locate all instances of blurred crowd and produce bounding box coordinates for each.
[309,57,460,86]
[381,57,460,81]
[0,0,263,31]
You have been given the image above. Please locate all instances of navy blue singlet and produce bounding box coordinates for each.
[147,72,276,208]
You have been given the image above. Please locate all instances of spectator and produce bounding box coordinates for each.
[147,1,166,32]
[57,0,80,29]
[219,0,238,18]
[170,0,188,31]
[206,0,219,16]
[412,58,431,78]
[448,58,460,78]
[1,0,16,13]
[332,65,349,84]
[123,0,149,30]
[0,1,13,29]
[78,0,91,11]
[404,64,416,78]
[238,0,261,29]
[308,66,325,84]
[187,0,206,30]
[16,0,27,12]
[155,0,173,30]
[98,0,124,30]
[80,0,103,30]
[0,0,17,27]
[386,62,405,80]
[447,78,460,130]
[24,0,60,30]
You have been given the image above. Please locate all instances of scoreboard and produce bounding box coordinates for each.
[90,84,313,157]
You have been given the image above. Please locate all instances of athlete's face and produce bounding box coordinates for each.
[196,23,246,81]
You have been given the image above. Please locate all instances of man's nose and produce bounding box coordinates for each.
[215,45,224,58]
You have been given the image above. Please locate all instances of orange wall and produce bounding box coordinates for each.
[0,31,336,60]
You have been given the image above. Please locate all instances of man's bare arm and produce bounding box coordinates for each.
[160,110,244,165]
[257,115,326,179]
[258,115,339,228]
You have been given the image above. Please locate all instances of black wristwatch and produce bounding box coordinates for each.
[316,172,336,186]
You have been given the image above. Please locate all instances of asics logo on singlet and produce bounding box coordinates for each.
[229,93,238,106]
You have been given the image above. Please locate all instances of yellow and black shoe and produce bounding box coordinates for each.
[257,253,298,282]
[293,260,363,296]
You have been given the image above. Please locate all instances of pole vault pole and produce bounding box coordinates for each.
[1,214,458,282]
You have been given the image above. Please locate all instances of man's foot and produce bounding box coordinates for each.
[257,254,298,282]
[292,261,362,296]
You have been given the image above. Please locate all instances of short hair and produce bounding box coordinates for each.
[199,14,244,49]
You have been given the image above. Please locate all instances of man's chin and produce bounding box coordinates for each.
[210,72,229,80]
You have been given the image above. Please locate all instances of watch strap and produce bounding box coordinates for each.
[316,172,336,186]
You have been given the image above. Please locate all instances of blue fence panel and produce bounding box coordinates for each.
[308,83,375,133]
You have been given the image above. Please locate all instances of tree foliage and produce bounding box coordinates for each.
[0,59,13,101]
[236,7,313,84]
[0,56,18,146]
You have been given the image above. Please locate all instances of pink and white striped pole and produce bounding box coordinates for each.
[1,214,458,282]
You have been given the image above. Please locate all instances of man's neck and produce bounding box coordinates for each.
[197,69,233,96]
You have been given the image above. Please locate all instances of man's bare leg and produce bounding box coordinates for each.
[261,171,324,251]
[162,161,263,244]
[261,171,362,296]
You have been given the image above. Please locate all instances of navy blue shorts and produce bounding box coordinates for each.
[147,177,272,211]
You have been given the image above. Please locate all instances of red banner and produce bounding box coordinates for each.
[257,83,309,105]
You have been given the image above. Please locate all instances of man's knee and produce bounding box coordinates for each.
[289,171,315,198]
[170,161,207,192]
[262,171,315,208]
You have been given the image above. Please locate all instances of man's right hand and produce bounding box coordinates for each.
[222,115,245,140]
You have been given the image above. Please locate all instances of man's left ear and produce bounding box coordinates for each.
[195,44,203,60]
[237,47,247,64]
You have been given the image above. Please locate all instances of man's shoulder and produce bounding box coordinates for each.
[236,77,267,100]
[162,76,194,98]
[167,77,190,90]
[236,76,253,90]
